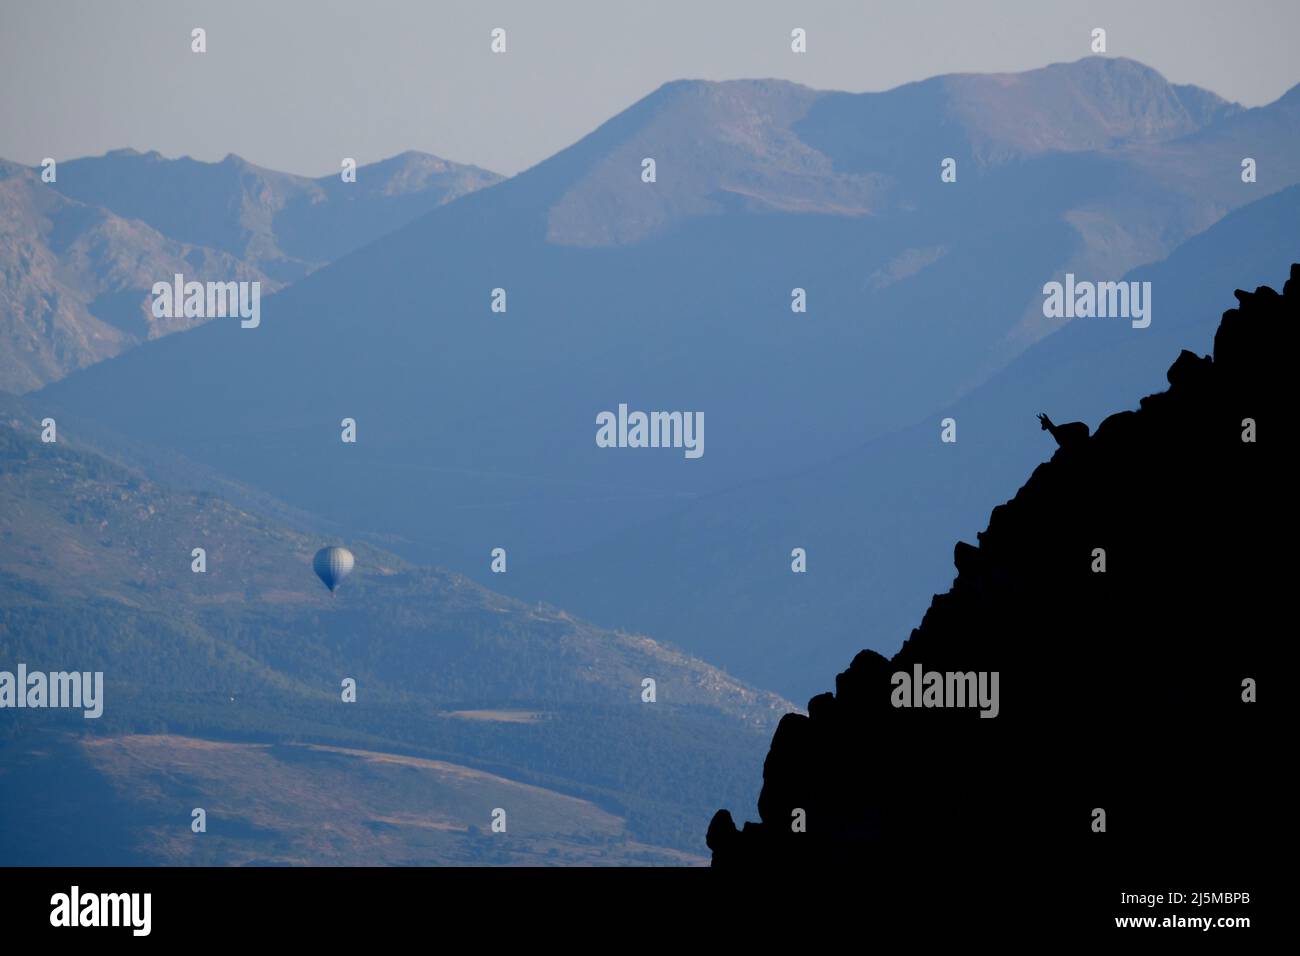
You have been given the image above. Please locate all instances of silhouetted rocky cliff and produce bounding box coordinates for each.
[709,266,1287,880]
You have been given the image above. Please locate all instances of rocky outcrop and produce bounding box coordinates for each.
[709,266,1288,875]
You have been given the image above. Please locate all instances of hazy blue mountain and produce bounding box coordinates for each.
[0,151,501,392]
[34,58,1300,635]
[0,159,269,393]
[48,148,503,281]
[510,184,1300,700]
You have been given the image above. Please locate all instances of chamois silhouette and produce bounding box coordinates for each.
[1036,412,1089,448]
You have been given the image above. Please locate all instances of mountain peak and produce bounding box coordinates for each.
[537,76,856,246]
[928,55,1240,162]
[648,75,814,97]
[531,56,1244,248]
[317,150,504,202]
[1055,53,1166,76]
[991,54,1181,90]
[92,148,168,164]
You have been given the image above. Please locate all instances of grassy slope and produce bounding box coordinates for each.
[0,412,793,859]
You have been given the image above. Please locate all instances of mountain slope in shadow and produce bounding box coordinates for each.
[707,265,1286,876]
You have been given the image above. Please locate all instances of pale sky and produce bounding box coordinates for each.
[1,0,1297,177]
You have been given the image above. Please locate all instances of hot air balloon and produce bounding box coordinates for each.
[313,546,355,594]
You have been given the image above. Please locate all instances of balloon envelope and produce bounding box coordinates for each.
[313,546,355,592]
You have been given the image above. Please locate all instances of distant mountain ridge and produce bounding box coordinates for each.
[48,148,503,279]
[0,150,502,392]
[799,56,1242,174]
[0,159,267,393]
[543,58,1245,247]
